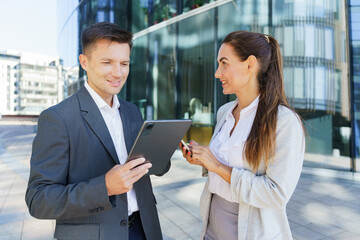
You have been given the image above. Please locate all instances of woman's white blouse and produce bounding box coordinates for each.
[208,96,259,203]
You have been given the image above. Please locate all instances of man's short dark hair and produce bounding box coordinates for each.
[81,22,133,56]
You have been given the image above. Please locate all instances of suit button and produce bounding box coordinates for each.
[120,220,127,226]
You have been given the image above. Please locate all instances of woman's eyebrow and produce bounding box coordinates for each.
[217,57,228,62]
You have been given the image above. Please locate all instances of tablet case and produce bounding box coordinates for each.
[126,119,192,175]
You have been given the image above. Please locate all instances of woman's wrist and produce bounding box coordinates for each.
[211,161,232,183]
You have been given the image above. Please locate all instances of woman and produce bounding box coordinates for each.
[180,31,305,240]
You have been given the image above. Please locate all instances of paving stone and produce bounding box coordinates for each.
[287,200,306,213]
[185,221,202,239]
[159,201,201,230]
[329,231,360,240]
[288,219,302,230]
[0,221,22,240]
[288,212,316,227]
[330,205,360,224]
[291,225,326,240]
[158,211,192,240]
[21,218,54,240]
[337,218,360,234]
[304,222,345,237]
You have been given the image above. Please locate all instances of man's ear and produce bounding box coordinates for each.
[246,55,257,72]
[79,54,88,71]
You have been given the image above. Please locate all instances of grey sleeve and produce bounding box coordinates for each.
[25,109,113,220]
[230,110,305,209]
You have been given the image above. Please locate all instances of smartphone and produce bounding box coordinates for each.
[180,139,190,151]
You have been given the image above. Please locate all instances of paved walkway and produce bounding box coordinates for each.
[1,123,360,240]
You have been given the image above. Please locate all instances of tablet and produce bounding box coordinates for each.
[126,119,192,175]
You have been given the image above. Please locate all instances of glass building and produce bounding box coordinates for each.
[58,0,358,172]
[349,0,360,171]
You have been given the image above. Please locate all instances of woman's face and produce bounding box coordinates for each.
[215,43,256,95]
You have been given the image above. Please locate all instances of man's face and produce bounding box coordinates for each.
[79,39,130,106]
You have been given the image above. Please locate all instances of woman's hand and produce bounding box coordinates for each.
[179,141,204,167]
[191,144,232,183]
[179,140,232,183]
[190,145,219,172]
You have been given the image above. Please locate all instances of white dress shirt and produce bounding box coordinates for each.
[84,82,139,215]
[208,95,259,203]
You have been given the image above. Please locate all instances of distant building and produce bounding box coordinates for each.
[0,52,19,116]
[63,65,80,97]
[0,50,64,115]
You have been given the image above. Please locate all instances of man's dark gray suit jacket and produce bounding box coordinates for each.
[25,86,164,240]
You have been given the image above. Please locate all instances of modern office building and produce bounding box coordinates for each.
[57,0,359,172]
[0,52,19,116]
[0,51,64,115]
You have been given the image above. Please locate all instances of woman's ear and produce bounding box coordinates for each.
[247,55,257,71]
[79,54,88,71]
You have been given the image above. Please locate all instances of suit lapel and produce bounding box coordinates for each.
[77,86,120,164]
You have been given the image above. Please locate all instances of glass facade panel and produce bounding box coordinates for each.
[131,0,149,32]
[78,0,129,52]
[304,24,315,57]
[127,36,148,117]
[349,1,360,171]
[151,0,177,25]
[130,0,217,32]
[148,25,177,120]
[178,9,215,145]
[294,68,304,99]
[272,0,350,170]
[57,0,79,67]
[131,8,217,144]
[181,0,213,13]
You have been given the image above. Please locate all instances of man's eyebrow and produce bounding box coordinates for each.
[99,58,130,62]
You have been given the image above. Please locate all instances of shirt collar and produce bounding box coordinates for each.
[226,95,260,118]
[84,81,120,110]
[241,95,260,114]
[112,93,120,110]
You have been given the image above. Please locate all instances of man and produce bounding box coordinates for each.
[25,22,167,240]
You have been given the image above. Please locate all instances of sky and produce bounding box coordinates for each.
[0,0,58,56]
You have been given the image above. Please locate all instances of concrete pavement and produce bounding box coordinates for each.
[1,123,360,240]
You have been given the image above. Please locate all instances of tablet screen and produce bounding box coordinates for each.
[126,119,192,175]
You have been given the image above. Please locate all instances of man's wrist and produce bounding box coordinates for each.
[104,173,113,196]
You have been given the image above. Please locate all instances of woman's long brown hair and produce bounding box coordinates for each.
[223,31,291,172]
